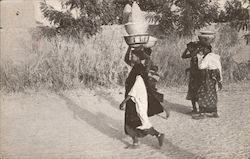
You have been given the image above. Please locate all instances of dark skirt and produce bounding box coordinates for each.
[124,89,163,138]
[147,90,164,116]
[124,99,148,138]
[124,97,163,138]
[197,69,220,113]
[186,56,202,101]
[124,63,163,138]
[186,74,202,101]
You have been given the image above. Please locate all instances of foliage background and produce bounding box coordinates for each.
[0,0,249,92]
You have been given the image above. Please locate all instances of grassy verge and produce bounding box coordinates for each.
[0,25,249,92]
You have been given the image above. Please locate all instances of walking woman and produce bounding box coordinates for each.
[120,47,164,147]
[124,46,167,117]
[182,42,202,113]
[193,45,222,119]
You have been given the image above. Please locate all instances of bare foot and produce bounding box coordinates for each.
[192,113,205,120]
[157,133,165,147]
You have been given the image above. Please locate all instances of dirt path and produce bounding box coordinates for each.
[1,83,250,159]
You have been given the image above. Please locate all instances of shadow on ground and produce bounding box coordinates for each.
[164,100,192,116]
[94,90,121,110]
[58,93,130,146]
[58,92,203,159]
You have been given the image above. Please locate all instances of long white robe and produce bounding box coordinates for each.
[128,75,152,130]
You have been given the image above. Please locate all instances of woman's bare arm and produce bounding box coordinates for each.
[181,48,192,59]
[119,95,132,110]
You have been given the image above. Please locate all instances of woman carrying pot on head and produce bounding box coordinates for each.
[182,42,203,114]
[193,45,222,119]
[125,46,169,118]
[120,47,164,147]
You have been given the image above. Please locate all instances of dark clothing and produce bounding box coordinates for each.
[150,89,164,103]
[147,90,164,115]
[145,60,164,103]
[186,55,202,101]
[197,69,221,113]
[125,64,163,116]
[124,63,163,138]
[125,64,145,97]
[144,59,153,73]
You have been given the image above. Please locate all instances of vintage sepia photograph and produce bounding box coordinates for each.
[0,0,249,158]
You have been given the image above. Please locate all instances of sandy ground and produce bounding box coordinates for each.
[0,83,250,159]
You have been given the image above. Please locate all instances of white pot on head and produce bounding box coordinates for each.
[198,31,215,45]
[198,35,215,45]
[124,34,149,47]
[123,4,132,13]
[122,4,132,24]
[124,22,149,35]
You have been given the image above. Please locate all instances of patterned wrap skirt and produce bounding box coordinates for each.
[197,69,220,113]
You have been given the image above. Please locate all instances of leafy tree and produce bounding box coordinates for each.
[217,0,249,44]
[40,0,117,38]
[217,10,227,23]
[41,0,219,38]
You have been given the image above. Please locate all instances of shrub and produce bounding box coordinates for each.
[0,25,249,92]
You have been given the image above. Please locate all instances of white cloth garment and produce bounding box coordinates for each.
[198,52,223,82]
[128,75,152,130]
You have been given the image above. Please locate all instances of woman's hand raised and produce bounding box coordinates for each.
[119,102,126,110]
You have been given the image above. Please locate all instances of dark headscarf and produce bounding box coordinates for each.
[132,48,147,60]
[144,48,152,56]
[202,45,212,57]
[187,42,198,48]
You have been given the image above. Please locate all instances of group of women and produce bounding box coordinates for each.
[119,40,223,147]
[182,42,222,119]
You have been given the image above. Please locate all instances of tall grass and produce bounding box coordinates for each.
[0,25,249,92]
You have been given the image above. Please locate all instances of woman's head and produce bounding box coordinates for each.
[203,45,212,55]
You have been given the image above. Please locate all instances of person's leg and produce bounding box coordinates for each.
[193,84,207,120]
[191,99,198,113]
[165,108,170,119]
[144,127,159,136]
[192,106,206,120]
[162,104,170,119]
[207,107,219,118]
[211,112,219,117]
[144,127,165,147]
[125,125,143,147]
[208,85,219,118]
[132,136,139,146]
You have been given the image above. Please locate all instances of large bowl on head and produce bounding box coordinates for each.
[200,31,215,35]
[198,34,215,45]
[124,34,150,47]
[198,31,215,45]
[124,22,149,35]
[143,36,157,48]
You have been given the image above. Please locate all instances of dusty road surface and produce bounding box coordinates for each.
[1,83,250,159]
